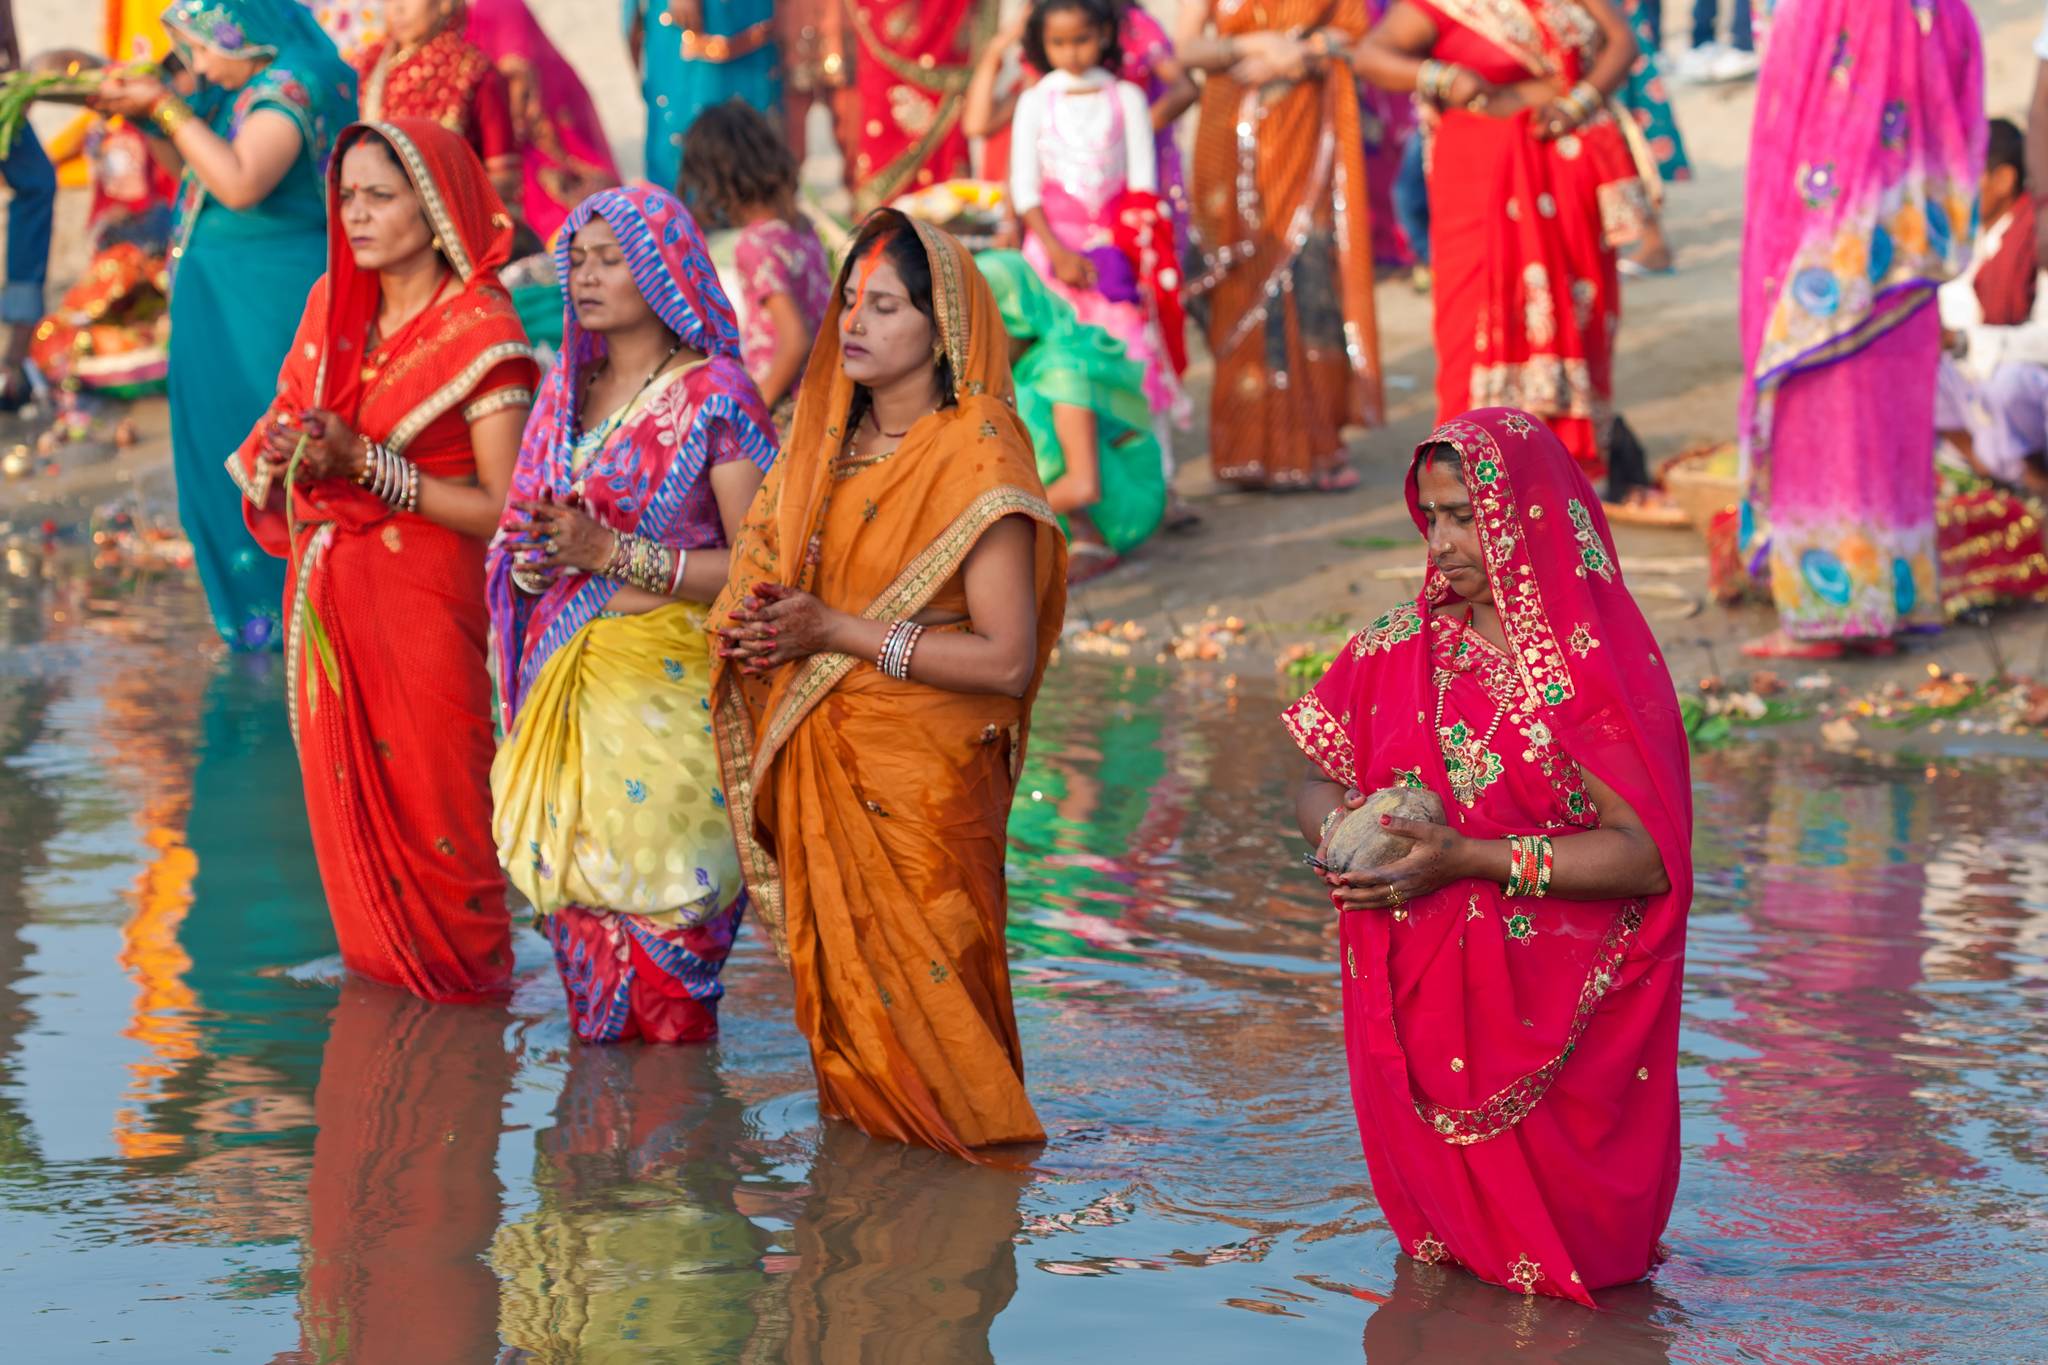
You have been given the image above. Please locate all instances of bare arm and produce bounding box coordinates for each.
[1574,0,1639,101]
[751,291,811,409]
[963,9,1028,141]
[603,457,767,610]
[93,73,303,210]
[1150,57,1199,130]
[727,515,1046,698]
[1351,2,1442,94]
[413,404,528,540]
[1042,402,1101,515]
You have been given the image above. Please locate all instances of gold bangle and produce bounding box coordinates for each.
[151,93,197,139]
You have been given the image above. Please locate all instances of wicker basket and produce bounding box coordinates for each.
[1661,443,1743,538]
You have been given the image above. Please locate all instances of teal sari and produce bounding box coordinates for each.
[163,0,357,650]
[626,0,780,194]
[978,250,1166,554]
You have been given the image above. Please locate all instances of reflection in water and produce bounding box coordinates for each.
[782,1127,1029,1365]
[4,556,2048,1360]
[492,1043,770,1362]
[280,981,513,1365]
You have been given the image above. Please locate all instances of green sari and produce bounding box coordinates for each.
[163,0,357,649]
[977,250,1166,554]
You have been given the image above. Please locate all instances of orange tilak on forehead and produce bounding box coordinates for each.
[849,237,891,317]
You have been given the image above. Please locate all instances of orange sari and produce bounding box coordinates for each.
[711,211,1066,1159]
[1188,0,1381,487]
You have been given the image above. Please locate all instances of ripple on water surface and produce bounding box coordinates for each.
[1,563,2045,1361]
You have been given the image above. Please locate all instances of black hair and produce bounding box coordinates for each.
[1988,117,2025,189]
[1023,0,1124,77]
[677,98,798,231]
[1416,440,1461,476]
[844,223,956,435]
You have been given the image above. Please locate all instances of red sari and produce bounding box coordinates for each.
[231,119,539,1002]
[847,0,984,213]
[355,9,519,178]
[1412,0,1649,475]
[1283,408,1692,1303]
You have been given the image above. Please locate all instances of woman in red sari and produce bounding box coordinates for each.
[232,117,539,1002]
[846,0,985,214]
[1355,2,1645,477]
[355,0,523,212]
[1284,407,1691,1303]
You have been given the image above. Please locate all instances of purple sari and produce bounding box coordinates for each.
[1736,0,1983,641]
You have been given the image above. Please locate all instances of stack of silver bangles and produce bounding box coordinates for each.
[357,440,420,513]
[878,620,926,680]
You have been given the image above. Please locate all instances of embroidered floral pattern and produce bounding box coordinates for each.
[1350,602,1424,658]
[1508,1253,1543,1294]
[1281,691,1356,789]
[1567,499,1615,582]
[1412,1233,1448,1265]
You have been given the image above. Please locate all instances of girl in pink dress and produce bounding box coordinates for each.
[1010,0,1185,460]
[680,101,832,437]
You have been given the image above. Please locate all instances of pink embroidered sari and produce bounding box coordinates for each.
[1283,407,1692,1304]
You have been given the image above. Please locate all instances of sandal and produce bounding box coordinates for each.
[1312,463,1363,494]
[1066,541,1120,585]
[1741,631,1845,661]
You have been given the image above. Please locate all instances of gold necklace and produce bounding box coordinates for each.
[1433,609,1515,808]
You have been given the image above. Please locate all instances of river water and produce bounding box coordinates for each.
[2,555,2046,1363]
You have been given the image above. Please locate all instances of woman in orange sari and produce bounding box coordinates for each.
[711,210,1067,1159]
[232,118,538,1002]
[1177,0,1382,490]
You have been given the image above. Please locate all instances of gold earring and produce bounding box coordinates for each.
[431,235,443,251]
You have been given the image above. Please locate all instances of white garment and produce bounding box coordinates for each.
[1009,67,1155,215]
[2037,2,2048,59]
[1936,207,2048,378]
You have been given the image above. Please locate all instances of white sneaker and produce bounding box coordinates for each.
[1707,46,1761,82]
[1673,42,1725,83]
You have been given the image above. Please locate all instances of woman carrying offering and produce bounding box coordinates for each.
[1177,0,1380,491]
[1736,0,1982,658]
[1353,0,1646,479]
[354,0,522,213]
[91,0,357,650]
[711,211,1067,1158]
[1285,407,1690,1303]
[232,119,539,1002]
[488,186,777,1045]
[979,247,1165,582]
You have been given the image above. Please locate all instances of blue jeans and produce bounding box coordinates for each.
[1691,0,1754,52]
[1394,133,1430,268]
[0,125,53,327]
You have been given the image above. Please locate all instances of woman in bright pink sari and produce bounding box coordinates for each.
[464,0,621,242]
[1284,406,1691,1304]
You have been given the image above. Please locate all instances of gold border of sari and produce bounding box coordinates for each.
[717,485,1058,960]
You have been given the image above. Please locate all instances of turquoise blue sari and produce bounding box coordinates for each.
[163,0,357,649]
[626,0,780,192]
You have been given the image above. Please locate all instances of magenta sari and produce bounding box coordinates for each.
[1284,408,1693,1305]
[465,0,621,242]
[1737,0,1982,640]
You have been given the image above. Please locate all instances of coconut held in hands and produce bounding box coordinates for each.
[1322,786,1447,872]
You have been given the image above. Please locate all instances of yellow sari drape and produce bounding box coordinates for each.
[492,603,741,928]
[711,211,1067,1159]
